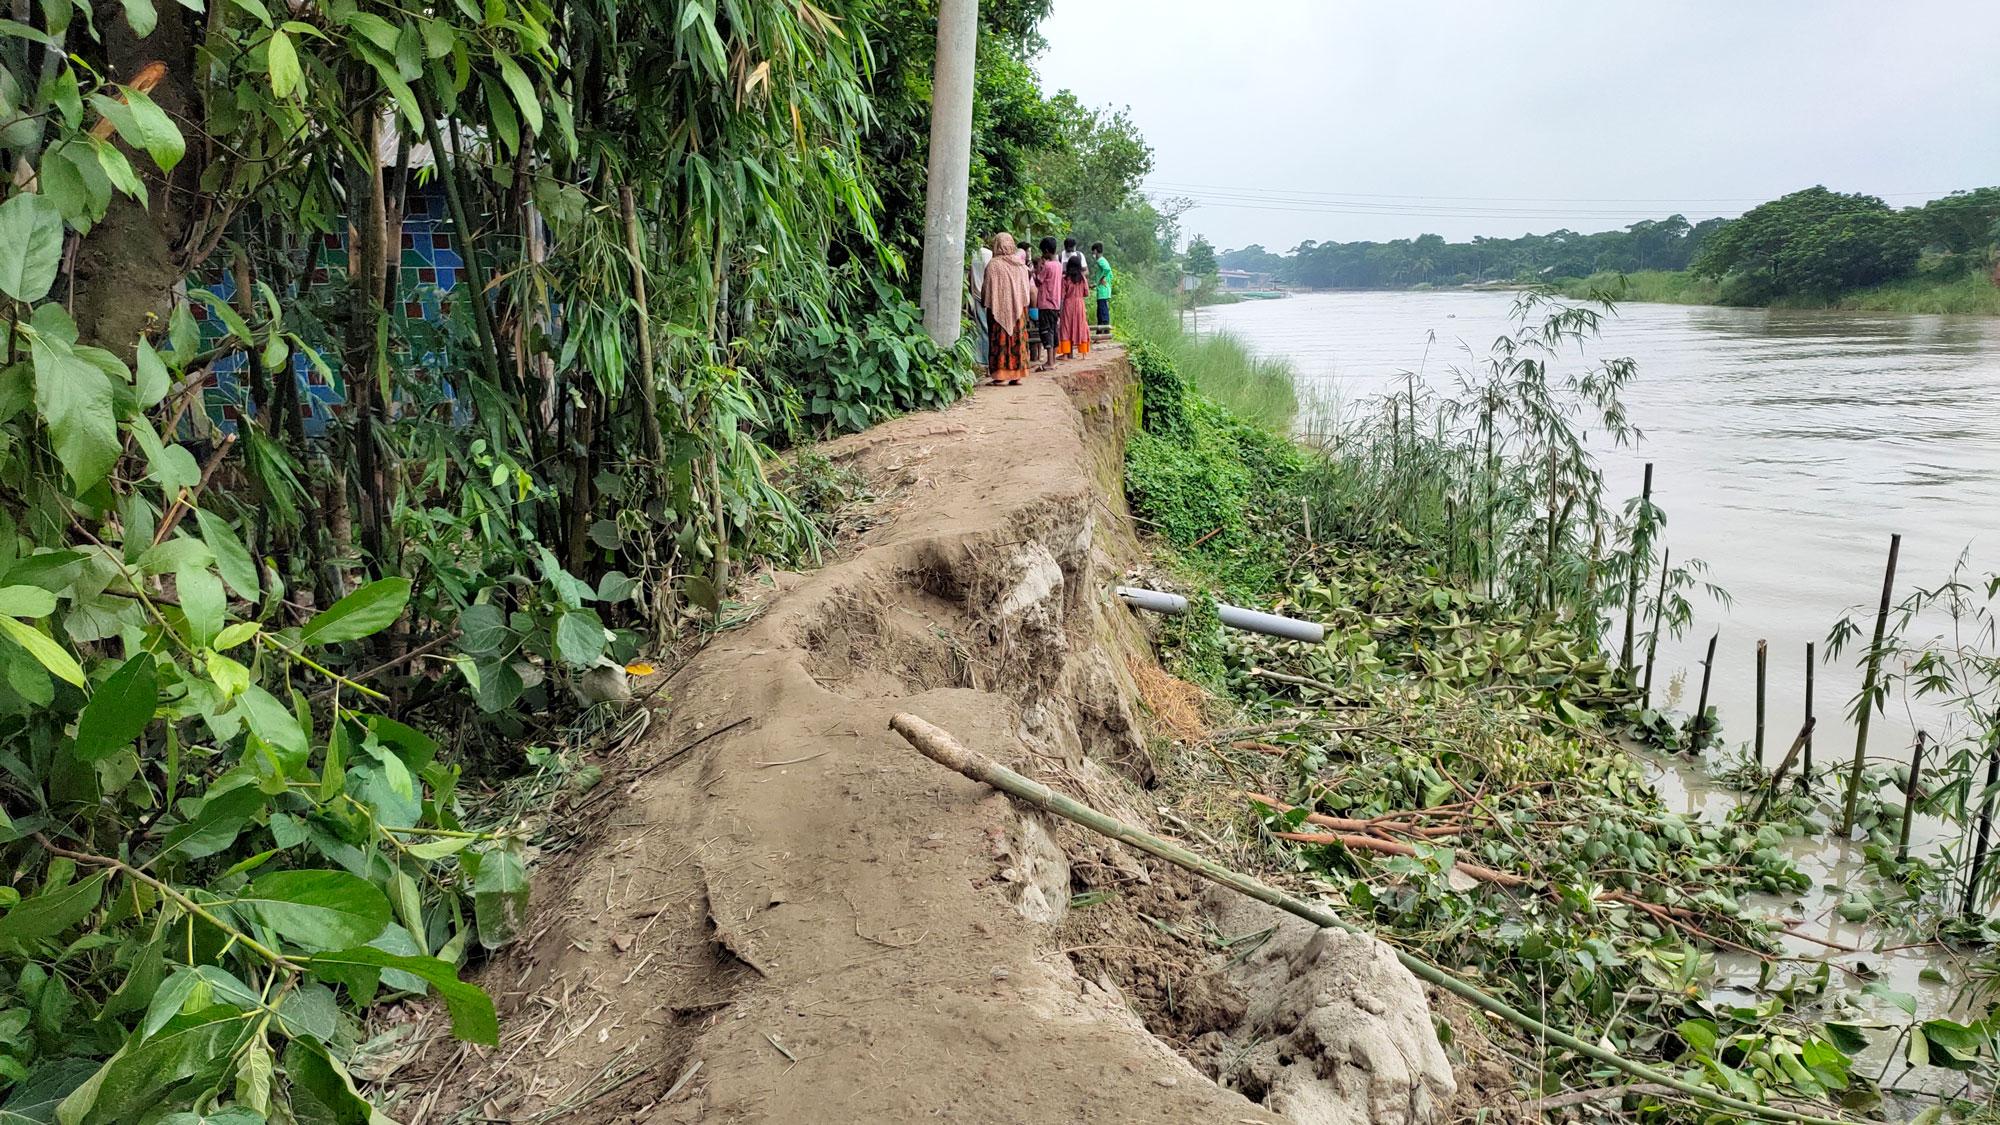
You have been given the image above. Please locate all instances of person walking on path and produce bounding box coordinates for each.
[982,233,1033,385]
[966,242,992,367]
[1033,236,1062,372]
[1058,255,1091,359]
[1090,242,1114,327]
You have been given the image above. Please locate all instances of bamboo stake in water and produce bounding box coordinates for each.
[1842,533,1902,835]
[1692,630,1719,750]
[886,713,1854,1125]
[1752,719,1816,820]
[1754,639,1768,762]
[1800,641,1816,791]
[1642,547,1670,711]
[1620,462,1653,679]
[1897,731,1926,865]
[1964,727,2000,920]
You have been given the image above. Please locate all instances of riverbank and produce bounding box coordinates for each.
[1124,289,2000,1120]
[1557,268,2000,315]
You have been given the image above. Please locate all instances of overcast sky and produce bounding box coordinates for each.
[1035,1,2000,252]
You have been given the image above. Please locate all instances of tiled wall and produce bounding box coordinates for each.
[196,184,464,436]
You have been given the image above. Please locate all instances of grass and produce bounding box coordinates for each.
[1558,267,2000,315]
[1113,282,1298,431]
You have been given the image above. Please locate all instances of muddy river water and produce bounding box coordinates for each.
[1201,289,2000,1089]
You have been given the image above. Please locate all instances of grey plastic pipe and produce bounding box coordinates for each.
[1114,586,1326,644]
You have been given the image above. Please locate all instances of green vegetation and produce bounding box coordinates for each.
[1114,283,1298,430]
[1122,291,2000,1119]
[0,0,1179,1114]
[1221,185,2000,313]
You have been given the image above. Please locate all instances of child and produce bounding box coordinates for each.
[1058,256,1091,359]
[1089,242,1114,327]
[1034,236,1062,371]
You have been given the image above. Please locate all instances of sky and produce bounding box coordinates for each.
[1034,1,2000,252]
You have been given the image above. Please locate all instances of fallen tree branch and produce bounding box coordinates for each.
[1243,791,1465,839]
[886,712,1856,1125]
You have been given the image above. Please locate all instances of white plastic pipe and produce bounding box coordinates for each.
[1115,586,1326,644]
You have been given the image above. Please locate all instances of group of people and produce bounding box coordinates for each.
[967,234,1113,386]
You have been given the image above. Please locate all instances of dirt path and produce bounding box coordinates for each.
[423,350,1295,1122]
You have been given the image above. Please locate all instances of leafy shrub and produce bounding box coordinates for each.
[780,278,974,435]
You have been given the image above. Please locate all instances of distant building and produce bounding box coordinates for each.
[1217,269,1273,290]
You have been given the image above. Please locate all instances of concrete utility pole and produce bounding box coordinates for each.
[919,0,978,346]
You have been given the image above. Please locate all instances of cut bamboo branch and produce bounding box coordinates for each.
[1843,533,1901,835]
[886,713,1852,1125]
[1752,719,1814,820]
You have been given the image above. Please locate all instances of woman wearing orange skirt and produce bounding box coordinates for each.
[1057,255,1091,359]
[982,233,1033,385]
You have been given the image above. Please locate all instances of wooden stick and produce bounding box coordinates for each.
[1752,720,1815,820]
[885,713,1853,1125]
[1242,792,1463,839]
[1896,731,1926,865]
[1801,641,1816,791]
[1621,462,1653,678]
[1692,631,1719,750]
[1843,533,1901,835]
[152,433,238,546]
[620,185,666,472]
[1755,639,1768,763]
[1642,546,1670,711]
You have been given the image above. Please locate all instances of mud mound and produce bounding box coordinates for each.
[410,351,1446,1124]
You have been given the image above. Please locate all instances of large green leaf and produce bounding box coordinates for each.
[0,617,84,688]
[267,27,301,97]
[90,86,184,173]
[0,586,57,618]
[192,509,260,604]
[236,870,389,950]
[308,947,497,1045]
[56,1007,252,1125]
[236,685,306,760]
[492,53,543,137]
[27,331,120,489]
[300,578,410,645]
[175,564,225,647]
[470,840,528,950]
[552,609,605,667]
[72,653,157,761]
[0,192,65,303]
[153,784,267,861]
[0,1058,99,1124]
[0,873,105,948]
[455,603,510,656]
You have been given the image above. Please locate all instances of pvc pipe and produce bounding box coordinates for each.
[1114,586,1326,644]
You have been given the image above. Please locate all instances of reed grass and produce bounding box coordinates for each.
[1114,283,1299,431]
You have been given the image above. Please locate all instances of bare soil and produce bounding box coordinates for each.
[406,352,1297,1123]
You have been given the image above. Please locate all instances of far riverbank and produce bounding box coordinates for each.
[1555,267,2000,316]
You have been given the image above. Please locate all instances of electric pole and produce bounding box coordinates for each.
[920,0,978,347]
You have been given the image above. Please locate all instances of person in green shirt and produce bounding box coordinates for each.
[1089,242,1114,327]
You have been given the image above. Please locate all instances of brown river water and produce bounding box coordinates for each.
[1201,289,2000,1091]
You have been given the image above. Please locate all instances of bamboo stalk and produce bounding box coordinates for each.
[1963,725,2000,920]
[1842,533,1902,835]
[886,713,1853,1125]
[1692,630,1718,750]
[1621,462,1653,677]
[1755,639,1768,762]
[619,186,666,472]
[1642,546,1669,711]
[1897,731,1926,865]
[1752,719,1814,820]
[1801,641,1816,791]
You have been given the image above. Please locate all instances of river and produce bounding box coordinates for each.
[1201,289,2000,1080]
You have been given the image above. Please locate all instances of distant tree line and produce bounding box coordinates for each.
[1218,186,2000,303]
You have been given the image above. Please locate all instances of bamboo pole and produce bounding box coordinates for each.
[1752,720,1814,820]
[1963,725,2000,920]
[619,186,666,471]
[1842,534,1902,835]
[1642,547,1669,711]
[1692,631,1719,750]
[1801,642,1816,791]
[1896,731,1926,865]
[1620,462,1653,678]
[887,713,1853,1125]
[1754,639,1768,762]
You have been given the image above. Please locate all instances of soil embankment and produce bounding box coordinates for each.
[421,348,1450,1123]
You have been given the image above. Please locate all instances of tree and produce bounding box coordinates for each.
[1185,235,1218,279]
[1691,186,1920,302]
[1909,188,2000,256]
